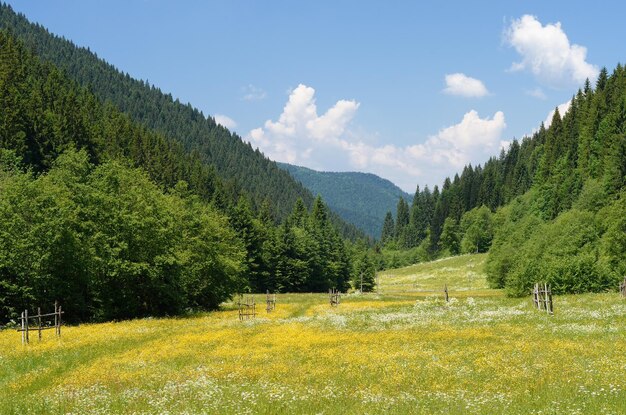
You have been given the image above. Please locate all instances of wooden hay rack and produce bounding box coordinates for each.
[17,301,63,344]
[238,295,256,321]
[266,290,276,313]
[329,288,341,307]
[532,283,553,315]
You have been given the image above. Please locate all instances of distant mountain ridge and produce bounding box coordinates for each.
[278,163,411,238]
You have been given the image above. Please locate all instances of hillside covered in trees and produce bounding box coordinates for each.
[278,162,411,238]
[380,66,626,296]
[0,3,363,241]
[0,27,376,323]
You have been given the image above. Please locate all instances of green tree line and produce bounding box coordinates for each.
[380,66,626,295]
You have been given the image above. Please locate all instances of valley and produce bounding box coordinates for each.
[2,255,625,414]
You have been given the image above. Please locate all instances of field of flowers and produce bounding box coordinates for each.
[1,253,626,414]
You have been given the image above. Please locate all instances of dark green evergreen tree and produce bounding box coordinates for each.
[381,211,395,244]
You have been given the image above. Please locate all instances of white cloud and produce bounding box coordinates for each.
[526,87,547,100]
[214,114,237,130]
[544,100,572,128]
[500,140,512,151]
[242,84,267,101]
[505,15,599,88]
[249,84,359,165]
[248,84,507,191]
[443,73,489,97]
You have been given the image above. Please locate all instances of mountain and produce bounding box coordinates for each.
[278,163,411,238]
[0,3,363,240]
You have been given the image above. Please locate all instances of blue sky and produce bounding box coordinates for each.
[6,1,625,191]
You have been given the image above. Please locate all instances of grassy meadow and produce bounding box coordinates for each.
[1,254,626,414]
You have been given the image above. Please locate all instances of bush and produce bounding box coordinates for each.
[460,206,493,254]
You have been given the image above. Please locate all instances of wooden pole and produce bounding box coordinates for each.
[58,306,61,337]
[37,307,42,341]
[444,284,449,302]
[24,309,29,344]
[21,311,25,344]
[54,301,58,336]
[547,284,553,315]
[238,296,242,321]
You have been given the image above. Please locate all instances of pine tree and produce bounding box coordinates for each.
[289,198,308,228]
[381,211,395,244]
[395,197,410,241]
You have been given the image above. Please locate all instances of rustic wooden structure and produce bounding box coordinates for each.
[266,290,276,313]
[238,295,256,321]
[17,302,63,344]
[532,283,553,314]
[620,277,626,298]
[329,288,340,307]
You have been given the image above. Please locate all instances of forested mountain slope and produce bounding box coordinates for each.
[278,163,410,238]
[0,30,376,323]
[382,66,626,296]
[0,3,361,239]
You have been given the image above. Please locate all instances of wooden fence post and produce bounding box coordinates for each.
[24,309,29,344]
[238,295,243,321]
[444,284,449,302]
[58,305,62,337]
[54,301,58,336]
[546,284,553,315]
[20,311,25,344]
[37,307,42,341]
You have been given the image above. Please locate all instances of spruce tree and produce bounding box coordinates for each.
[395,198,410,241]
[381,211,395,244]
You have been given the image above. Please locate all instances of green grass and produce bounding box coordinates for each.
[1,253,625,414]
[379,253,491,292]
